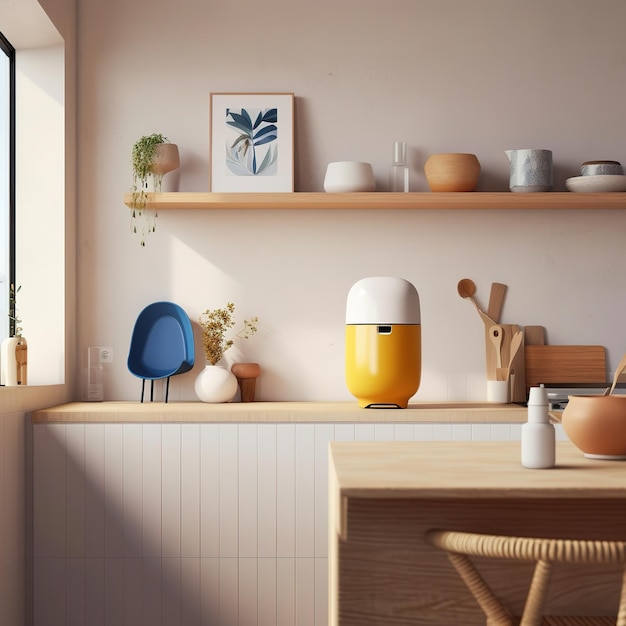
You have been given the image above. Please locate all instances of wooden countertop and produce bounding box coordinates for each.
[329,440,626,500]
[31,401,527,423]
[328,441,626,625]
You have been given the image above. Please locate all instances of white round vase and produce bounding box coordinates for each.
[195,364,238,403]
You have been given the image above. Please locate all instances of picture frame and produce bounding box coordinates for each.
[209,92,294,192]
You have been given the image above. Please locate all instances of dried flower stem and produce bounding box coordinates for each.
[199,302,258,365]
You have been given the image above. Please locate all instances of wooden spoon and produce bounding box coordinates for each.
[457,279,495,326]
[604,352,626,395]
[489,325,503,369]
[507,330,524,370]
[497,329,523,383]
[487,282,507,324]
[457,278,477,303]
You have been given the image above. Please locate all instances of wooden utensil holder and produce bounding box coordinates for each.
[485,323,525,403]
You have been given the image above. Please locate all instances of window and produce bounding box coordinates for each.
[0,31,14,344]
[1,1,66,386]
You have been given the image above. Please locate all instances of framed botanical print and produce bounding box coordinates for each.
[209,92,294,192]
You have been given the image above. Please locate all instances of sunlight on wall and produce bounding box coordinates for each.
[15,43,65,385]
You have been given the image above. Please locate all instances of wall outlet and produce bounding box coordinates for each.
[99,347,113,363]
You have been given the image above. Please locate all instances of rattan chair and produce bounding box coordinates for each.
[425,528,626,626]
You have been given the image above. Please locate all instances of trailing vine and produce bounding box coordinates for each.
[130,133,168,246]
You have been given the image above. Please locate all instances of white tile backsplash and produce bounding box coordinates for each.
[33,420,536,625]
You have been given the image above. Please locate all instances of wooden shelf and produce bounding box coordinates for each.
[123,191,626,210]
[31,401,527,424]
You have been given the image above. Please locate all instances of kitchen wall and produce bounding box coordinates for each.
[79,0,626,403]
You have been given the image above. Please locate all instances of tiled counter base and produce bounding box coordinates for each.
[32,402,561,626]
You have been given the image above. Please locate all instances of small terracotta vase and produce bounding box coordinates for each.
[231,362,261,402]
[424,153,480,192]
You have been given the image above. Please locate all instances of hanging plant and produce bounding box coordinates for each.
[129,133,179,247]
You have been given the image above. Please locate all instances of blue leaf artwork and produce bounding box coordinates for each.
[225,107,278,176]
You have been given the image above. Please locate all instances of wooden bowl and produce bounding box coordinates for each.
[561,394,626,459]
[424,153,480,192]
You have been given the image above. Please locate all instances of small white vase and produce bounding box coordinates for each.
[1,336,19,386]
[194,364,238,403]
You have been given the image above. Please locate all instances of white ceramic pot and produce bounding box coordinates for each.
[486,380,509,403]
[323,161,376,193]
[194,364,238,403]
[0,336,19,386]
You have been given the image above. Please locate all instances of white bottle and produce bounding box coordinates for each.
[521,384,555,469]
[390,141,409,192]
[0,336,19,386]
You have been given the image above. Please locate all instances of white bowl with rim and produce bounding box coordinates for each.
[324,161,376,193]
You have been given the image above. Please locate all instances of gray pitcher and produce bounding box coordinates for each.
[506,149,553,192]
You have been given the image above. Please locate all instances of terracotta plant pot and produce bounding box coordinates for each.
[561,394,626,459]
[152,143,180,176]
[424,153,480,192]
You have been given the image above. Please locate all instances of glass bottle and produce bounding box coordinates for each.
[391,141,409,192]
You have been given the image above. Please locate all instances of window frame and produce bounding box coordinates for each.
[0,30,15,339]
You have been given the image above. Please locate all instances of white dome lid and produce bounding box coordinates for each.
[346,277,420,324]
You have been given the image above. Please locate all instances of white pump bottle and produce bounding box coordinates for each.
[521,384,555,469]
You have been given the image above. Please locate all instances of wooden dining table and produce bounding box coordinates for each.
[328,440,626,625]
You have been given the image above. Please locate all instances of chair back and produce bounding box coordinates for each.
[127,301,195,381]
[425,528,626,626]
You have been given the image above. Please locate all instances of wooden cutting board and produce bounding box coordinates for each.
[525,345,607,388]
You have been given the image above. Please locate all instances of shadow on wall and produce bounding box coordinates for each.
[33,425,216,625]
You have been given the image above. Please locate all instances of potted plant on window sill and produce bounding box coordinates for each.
[129,133,180,246]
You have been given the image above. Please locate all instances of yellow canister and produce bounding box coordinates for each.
[345,277,421,408]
